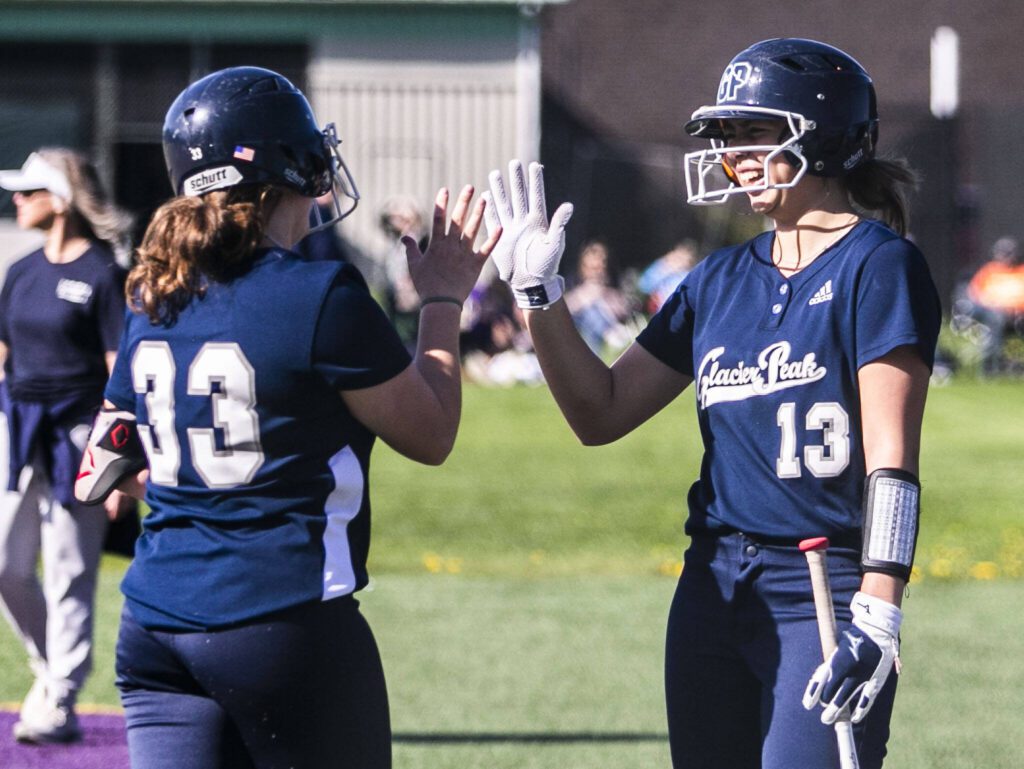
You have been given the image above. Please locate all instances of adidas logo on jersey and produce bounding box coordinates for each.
[808,280,834,305]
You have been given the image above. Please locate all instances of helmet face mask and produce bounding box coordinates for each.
[684,108,812,206]
[683,38,877,206]
[163,66,359,225]
[310,122,361,232]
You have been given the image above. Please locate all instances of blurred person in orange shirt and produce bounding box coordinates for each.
[964,236,1024,374]
[968,236,1024,313]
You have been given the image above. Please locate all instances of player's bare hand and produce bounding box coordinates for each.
[404,185,501,304]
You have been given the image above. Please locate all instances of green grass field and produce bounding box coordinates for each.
[1,377,1022,767]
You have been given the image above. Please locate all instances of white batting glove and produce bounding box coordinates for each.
[483,159,574,309]
[803,591,902,724]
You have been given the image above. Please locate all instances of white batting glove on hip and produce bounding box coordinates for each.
[803,591,902,724]
[483,159,574,309]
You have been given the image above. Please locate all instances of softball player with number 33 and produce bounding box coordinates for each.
[74,66,498,768]
[485,38,940,768]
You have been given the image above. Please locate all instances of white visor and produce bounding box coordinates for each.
[0,152,72,201]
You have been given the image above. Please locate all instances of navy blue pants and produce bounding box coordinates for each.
[665,533,898,769]
[116,596,391,769]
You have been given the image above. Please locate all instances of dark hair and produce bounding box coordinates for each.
[844,157,917,237]
[127,185,282,324]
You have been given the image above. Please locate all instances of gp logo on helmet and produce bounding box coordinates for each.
[718,62,753,102]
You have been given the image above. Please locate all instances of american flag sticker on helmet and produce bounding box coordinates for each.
[233,146,255,162]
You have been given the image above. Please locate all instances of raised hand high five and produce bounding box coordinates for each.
[483,160,574,309]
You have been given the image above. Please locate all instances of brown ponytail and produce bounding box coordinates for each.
[127,185,282,324]
[844,157,917,237]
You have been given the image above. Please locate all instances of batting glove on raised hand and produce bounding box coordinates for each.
[483,160,574,309]
[803,591,902,724]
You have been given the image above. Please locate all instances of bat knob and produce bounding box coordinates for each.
[799,536,830,552]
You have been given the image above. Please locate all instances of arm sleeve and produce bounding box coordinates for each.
[855,239,942,370]
[312,265,412,390]
[94,264,129,353]
[635,270,698,376]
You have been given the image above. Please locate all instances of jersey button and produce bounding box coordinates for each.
[771,303,783,314]
[779,284,789,295]
[745,544,758,557]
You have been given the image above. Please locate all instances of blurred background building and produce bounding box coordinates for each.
[0,0,561,283]
[540,0,1023,311]
[1,0,1021,311]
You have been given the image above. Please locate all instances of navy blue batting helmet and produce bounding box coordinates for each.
[683,39,878,204]
[163,66,344,199]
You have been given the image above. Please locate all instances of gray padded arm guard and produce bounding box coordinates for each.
[861,468,921,581]
[75,407,147,506]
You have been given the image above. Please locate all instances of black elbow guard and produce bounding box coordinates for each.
[861,468,921,581]
[75,407,147,506]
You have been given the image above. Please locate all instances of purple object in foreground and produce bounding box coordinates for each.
[0,710,129,769]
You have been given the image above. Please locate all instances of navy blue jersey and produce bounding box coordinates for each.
[0,244,126,402]
[637,220,941,542]
[105,249,411,631]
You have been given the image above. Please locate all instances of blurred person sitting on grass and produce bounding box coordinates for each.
[379,194,429,349]
[961,236,1024,374]
[460,273,543,387]
[0,148,135,744]
[564,239,637,355]
[637,239,699,314]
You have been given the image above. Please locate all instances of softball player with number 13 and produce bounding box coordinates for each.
[485,38,941,768]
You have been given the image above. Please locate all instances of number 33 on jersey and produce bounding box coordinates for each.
[134,341,264,488]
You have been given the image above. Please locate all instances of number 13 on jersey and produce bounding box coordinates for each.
[776,401,850,479]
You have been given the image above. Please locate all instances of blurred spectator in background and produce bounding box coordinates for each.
[379,194,427,349]
[956,236,1024,374]
[564,240,637,355]
[460,274,542,387]
[638,239,699,314]
[0,148,135,744]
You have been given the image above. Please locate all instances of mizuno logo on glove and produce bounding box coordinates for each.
[845,631,864,661]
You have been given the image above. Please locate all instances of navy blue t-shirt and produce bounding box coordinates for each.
[105,248,412,631]
[0,244,126,402]
[637,220,941,542]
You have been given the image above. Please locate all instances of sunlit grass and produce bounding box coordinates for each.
[1,377,1021,768]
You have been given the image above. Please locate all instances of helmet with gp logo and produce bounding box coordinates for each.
[162,66,359,223]
[682,38,878,205]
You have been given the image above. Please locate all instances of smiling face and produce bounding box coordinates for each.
[719,119,797,214]
[719,118,830,221]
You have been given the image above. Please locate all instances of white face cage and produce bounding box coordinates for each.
[309,122,361,233]
[683,106,816,206]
